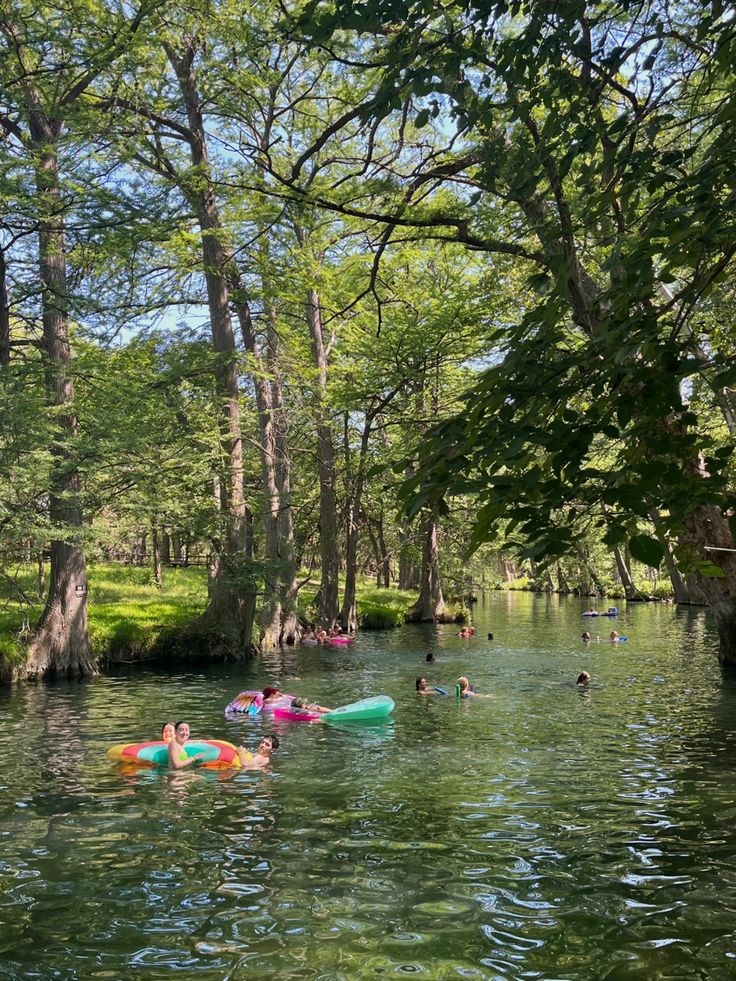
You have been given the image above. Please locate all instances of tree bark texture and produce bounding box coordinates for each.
[406,508,445,621]
[306,288,340,627]
[25,139,95,679]
[166,40,253,655]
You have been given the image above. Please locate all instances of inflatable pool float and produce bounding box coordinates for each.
[262,694,295,712]
[224,690,264,716]
[301,638,319,646]
[107,739,242,769]
[323,695,394,724]
[328,635,354,645]
[272,706,323,723]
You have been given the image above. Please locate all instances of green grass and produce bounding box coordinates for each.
[0,565,425,665]
[0,562,207,665]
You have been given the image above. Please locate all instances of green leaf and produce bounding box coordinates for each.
[629,534,664,568]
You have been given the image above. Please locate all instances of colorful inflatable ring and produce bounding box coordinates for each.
[107,739,242,769]
[224,690,264,716]
[272,706,323,723]
[328,636,354,645]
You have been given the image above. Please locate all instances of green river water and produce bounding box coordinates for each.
[1,593,735,980]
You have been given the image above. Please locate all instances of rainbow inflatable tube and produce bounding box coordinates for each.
[107,739,242,769]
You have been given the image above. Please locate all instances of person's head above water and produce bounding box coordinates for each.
[457,676,470,691]
[426,652,435,663]
[576,672,591,686]
[262,686,282,699]
[174,721,190,742]
[260,734,280,754]
[582,631,591,642]
[161,721,176,742]
[416,677,428,691]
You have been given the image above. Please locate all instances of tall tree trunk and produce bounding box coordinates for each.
[398,514,418,590]
[406,508,445,621]
[232,287,298,647]
[650,507,695,604]
[339,413,372,633]
[37,552,45,599]
[612,544,646,601]
[161,530,171,566]
[0,245,10,368]
[306,288,339,627]
[151,524,162,589]
[166,40,253,655]
[25,135,96,680]
[681,502,736,665]
[375,513,390,588]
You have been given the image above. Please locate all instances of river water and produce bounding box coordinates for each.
[1,593,735,980]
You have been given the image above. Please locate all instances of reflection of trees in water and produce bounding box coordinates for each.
[18,682,89,800]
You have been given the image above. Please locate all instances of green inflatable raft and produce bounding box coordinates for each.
[323,695,395,724]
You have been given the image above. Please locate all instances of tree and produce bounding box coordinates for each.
[0,0,152,678]
[294,0,736,663]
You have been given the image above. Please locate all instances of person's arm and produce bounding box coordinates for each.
[168,742,203,770]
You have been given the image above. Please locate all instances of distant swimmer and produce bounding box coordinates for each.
[576,672,591,687]
[416,677,437,696]
[581,631,591,642]
[456,676,489,698]
[610,630,621,642]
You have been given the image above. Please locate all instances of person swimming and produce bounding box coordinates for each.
[456,676,489,698]
[161,721,175,742]
[610,630,621,642]
[576,671,591,687]
[415,677,437,696]
[581,631,591,642]
[237,734,280,769]
[167,721,205,770]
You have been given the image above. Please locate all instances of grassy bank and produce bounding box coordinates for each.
[1,563,451,666]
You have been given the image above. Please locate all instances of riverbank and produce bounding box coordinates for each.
[0,563,463,670]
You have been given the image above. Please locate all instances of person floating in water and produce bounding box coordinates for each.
[161,721,175,742]
[167,721,205,770]
[290,697,332,714]
[426,652,436,663]
[456,676,489,698]
[576,672,591,687]
[487,632,494,641]
[581,631,591,642]
[237,734,280,769]
[610,630,621,642]
[416,677,437,696]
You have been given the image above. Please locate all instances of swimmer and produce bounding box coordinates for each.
[290,697,332,714]
[581,631,591,642]
[576,671,591,687]
[426,653,436,663]
[415,677,437,696]
[262,686,284,704]
[167,721,205,770]
[161,721,175,742]
[458,628,471,638]
[487,632,494,641]
[456,676,489,698]
[237,734,280,770]
[610,630,621,642]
